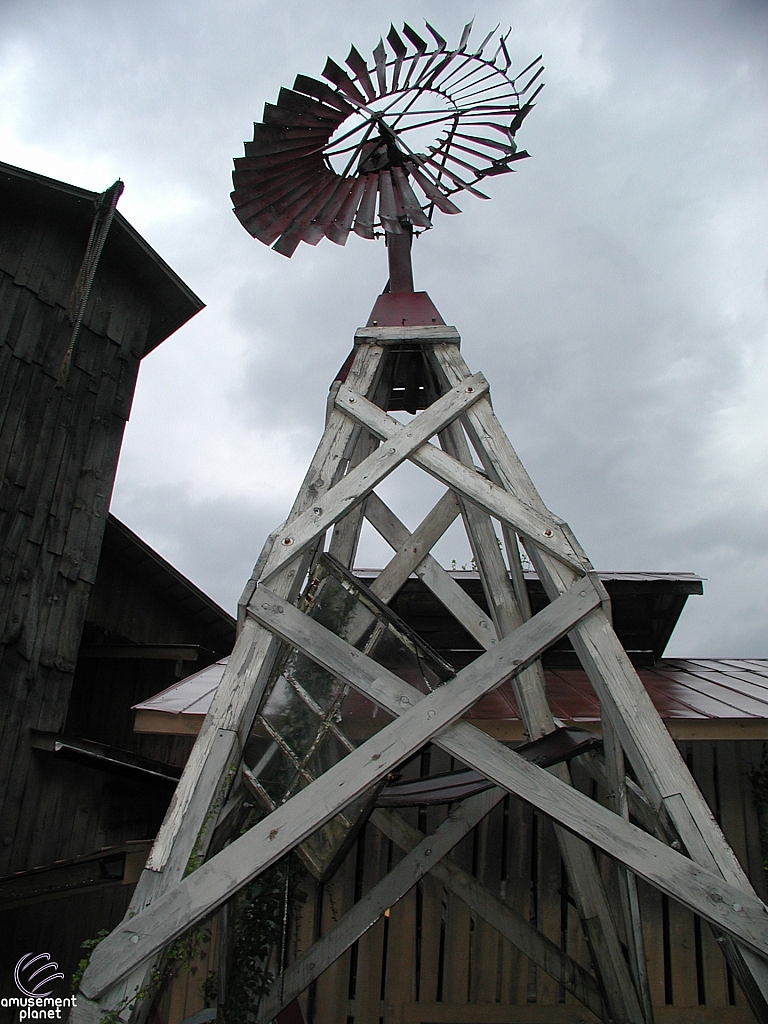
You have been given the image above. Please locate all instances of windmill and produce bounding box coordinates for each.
[74,23,768,1024]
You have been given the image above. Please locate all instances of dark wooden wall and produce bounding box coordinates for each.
[0,198,149,878]
[0,523,234,991]
[0,163,204,993]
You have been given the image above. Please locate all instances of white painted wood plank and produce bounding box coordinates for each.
[259,373,489,583]
[79,578,601,997]
[364,492,500,649]
[335,386,584,572]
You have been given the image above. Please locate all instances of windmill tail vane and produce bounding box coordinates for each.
[231,20,544,265]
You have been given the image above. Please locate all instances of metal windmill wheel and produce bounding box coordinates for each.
[232,21,544,287]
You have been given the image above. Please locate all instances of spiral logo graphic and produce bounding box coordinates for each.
[14,953,64,997]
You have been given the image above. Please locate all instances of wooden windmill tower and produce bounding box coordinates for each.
[74,23,768,1024]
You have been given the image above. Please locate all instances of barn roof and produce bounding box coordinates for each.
[0,160,204,354]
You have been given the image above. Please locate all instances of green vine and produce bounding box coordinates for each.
[186,763,240,875]
[216,852,307,1024]
[70,922,212,1024]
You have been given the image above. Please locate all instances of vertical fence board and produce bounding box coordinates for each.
[354,824,390,1024]
[536,815,562,1006]
[500,795,532,1006]
[691,743,729,1007]
[315,845,356,1024]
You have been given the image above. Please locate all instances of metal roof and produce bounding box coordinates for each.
[133,656,768,741]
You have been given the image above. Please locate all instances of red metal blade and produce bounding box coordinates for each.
[345,45,376,102]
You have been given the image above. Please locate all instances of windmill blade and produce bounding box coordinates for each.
[378,170,403,233]
[263,103,340,130]
[354,173,379,238]
[458,19,474,53]
[474,25,499,57]
[402,23,427,54]
[345,45,377,102]
[519,64,545,95]
[401,24,429,89]
[293,75,355,115]
[408,165,462,215]
[234,145,322,174]
[513,54,544,85]
[425,22,447,52]
[276,87,346,123]
[273,176,341,255]
[237,170,326,235]
[372,38,388,96]
[391,166,432,228]
[387,24,408,92]
[322,58,368,106]
[497,33,512,71]
[419,154,491,199]
[326,175,367,245]
[302,175,359,244]
[232,163,321,219]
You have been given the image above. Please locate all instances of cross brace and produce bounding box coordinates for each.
[75,326,768,1024]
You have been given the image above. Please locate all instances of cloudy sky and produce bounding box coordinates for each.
[2,0,767,656]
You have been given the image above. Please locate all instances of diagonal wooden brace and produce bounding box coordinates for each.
[259,372,489,583]
[334,384,585,572]
[429,342,768,1020]
[256,791,605,1023]
[244,590,768,955]
[79,578,600,997]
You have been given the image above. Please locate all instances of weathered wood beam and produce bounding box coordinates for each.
[438,417,644,1024]
[256,791,605,1024]
[364,492,500,648]
[79,578,600,997]
[334,385,584,572]
[259,373,489,583]
[369,489,461,604]
[242,592,768,953]
[429,342,768,1018]
[602,716,655,1022]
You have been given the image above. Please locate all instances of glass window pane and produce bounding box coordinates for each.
[261,673,321,761]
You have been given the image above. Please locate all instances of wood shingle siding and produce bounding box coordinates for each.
[0,162,202,901]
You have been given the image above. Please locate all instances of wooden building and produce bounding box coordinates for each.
[0,161,229,991]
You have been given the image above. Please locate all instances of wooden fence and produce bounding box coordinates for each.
[161,739,767,1024]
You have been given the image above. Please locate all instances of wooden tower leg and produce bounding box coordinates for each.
[73,323,768,1024]
[434,409,645,1024]
[429,340,768,1022]
[75,343,387,1023]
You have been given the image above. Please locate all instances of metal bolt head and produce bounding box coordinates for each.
[543,528,553,538]
[282,537,294,546]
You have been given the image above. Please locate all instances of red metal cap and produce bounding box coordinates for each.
[366,290,445,327]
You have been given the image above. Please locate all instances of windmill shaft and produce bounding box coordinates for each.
[386,229,414,292]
